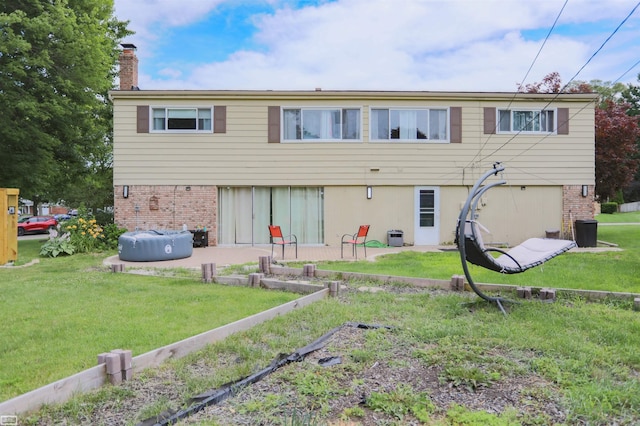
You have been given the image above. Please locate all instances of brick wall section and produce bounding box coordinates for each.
[114,185,218,245]
[562,185,595,238]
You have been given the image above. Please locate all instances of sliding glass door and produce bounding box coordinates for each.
[218,186,324,245]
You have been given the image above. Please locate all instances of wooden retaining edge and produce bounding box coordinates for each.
[270,265,640,301]
[132,288,329,372]
[270,266,451,289]
[213,276,326,295]
[0,288,329,416]
[473,282,640,301]
[260,278,325,294]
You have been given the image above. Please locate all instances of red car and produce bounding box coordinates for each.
[17,216,58,236]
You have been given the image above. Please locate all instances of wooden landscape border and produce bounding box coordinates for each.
[3,261,638,417]
[0,287,329,416]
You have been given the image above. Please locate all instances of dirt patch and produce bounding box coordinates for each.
[182,326,566,425]
[38,318,568,426]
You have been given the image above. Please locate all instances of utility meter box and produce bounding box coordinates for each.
[1,188,20,265]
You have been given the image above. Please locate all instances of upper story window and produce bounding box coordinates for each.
[152,107,212,132]
[498,109,555,133]
[282,108,361,141]
[370,108,448,141]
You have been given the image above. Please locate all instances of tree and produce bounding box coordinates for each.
[595,100,640,201]
[620,74,640,200]
[0,0,131,212]
[621,73,640,116]
[520,72,640,202]
[518,71,564,93]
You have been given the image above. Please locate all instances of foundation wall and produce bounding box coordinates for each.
[114,185,217,245]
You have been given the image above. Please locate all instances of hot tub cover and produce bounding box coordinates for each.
[118,230,193,262]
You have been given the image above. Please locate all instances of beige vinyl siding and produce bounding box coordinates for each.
[323,185,563,246]
[112,92,595,187]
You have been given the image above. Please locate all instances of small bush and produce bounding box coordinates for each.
[43,211,126,257]
[40,230,75,258]
[600,202,618,214]
[62,217,105,253]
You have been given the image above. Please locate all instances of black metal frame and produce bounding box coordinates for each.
[456,163,513,314]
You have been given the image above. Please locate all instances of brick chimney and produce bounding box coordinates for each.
[119,43,138,90]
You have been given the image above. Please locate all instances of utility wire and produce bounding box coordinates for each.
[613,57,640,84]
[474,1,640,166]
[464,0,569,171]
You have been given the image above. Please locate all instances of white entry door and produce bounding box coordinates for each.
[414,187,440,245]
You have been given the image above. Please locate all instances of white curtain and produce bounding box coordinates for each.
[217,188,235,244]
[291,187,323,243]
[253,188,271,244]
[218,186,323,244]
[283,109,300,139]
[218,187,253,244]
[371,109,389,139]
[272,187,291,235]
[398,110,418,139]
[429,109,447,140]
[302,110,339,139]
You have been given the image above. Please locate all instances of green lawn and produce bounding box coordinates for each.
[0,243,300,401]
[309,220,640,294]
[33,276,640,425]
[4,213,640,423]
[595,210,640,223]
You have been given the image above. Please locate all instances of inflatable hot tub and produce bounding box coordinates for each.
[118,230,193,262]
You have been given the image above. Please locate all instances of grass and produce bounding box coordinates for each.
[595,210,640,223]
[31,286,640,424]
[8,213,640,424]
[304,222,640,294]
[0,243,300,401]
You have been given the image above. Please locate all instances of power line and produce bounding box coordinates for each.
[477,1,640,164]
[464,0,569,171]
[559,1,640,92]
[613,57,640,84]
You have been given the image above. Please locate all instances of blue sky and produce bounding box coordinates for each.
[113,0,640,91]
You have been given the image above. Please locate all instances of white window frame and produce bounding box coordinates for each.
[150,106,213,133]
[281,107,362,142]
[369,107,450,143]
[497,108,556,134]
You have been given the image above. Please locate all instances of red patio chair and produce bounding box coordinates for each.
[341,225,370,259]
[268,225,297,259]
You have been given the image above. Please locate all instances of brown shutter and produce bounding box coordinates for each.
[268,106,280,143]
[450,107,462,143]
[137,105,149,133]
[557,108,569,135]
[483,107,496,134]
[214,105,226,133]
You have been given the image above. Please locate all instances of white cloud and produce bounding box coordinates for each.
[115,0,640,91]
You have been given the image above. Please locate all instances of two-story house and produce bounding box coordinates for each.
[110,46,597,247]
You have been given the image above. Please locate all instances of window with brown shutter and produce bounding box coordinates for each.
[450,107,462,143]
[137,105,149,133]
[268,106,281,143]
[214,105,226,133]
[484,107,496,134]
[557,108,569,134]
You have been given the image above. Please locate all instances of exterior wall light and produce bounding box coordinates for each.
[123,185,129,199]
[582,185,588,197]
[366,186,373,199]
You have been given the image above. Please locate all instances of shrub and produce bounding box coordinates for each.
[40,229,75,258]
[94,209,114,226]
[101,223,127,250]
[55,214,127,255]
[601,202,618,214]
